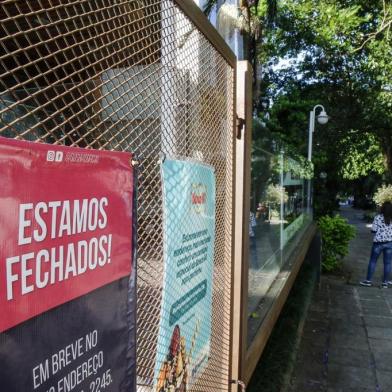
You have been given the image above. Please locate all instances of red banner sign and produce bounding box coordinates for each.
[0,137,134,332]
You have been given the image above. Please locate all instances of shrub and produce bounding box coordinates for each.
[265,183,288,204]
[318,215,356,272]
[373,184,392,206]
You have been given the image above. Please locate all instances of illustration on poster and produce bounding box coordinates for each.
[4,197,113,301]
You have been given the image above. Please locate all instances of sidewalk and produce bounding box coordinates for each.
[288,206,392,392]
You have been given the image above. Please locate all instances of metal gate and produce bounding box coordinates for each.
[0,1,236,391]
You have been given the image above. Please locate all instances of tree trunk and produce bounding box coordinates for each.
[381,135,392,181]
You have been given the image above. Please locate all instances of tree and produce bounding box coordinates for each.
[255,0,392,212]
[204,0,277,90]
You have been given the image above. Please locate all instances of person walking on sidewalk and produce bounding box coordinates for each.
[360,201,392,288]
[249,211,259,269]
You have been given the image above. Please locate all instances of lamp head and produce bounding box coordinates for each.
[317,110,329,125]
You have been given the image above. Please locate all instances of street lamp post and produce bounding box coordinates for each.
[307,104,329,210]
[308,104,329,161]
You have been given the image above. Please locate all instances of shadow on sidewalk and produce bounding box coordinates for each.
[288,206,392,392]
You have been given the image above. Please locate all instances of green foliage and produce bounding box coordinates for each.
[339,132,385,180]
[203,0,278,32]
[286,156,314,180]
[259,98,309,152]
[313,190,339,219]
[373,184,392,206]
[265,183,288,204]
[318,215,356,272]
[249,311,260,319]
[256,0,392,206]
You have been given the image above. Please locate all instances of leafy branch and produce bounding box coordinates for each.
[354,0,392,52]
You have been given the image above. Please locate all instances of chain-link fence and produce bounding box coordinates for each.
[0,1,235,391]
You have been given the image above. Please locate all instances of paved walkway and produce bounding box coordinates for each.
[289,206,392,392]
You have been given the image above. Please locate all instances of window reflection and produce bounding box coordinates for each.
[248,148,311,333]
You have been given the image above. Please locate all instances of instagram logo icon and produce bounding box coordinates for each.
[47,151,55,162]
[46,150,63,162]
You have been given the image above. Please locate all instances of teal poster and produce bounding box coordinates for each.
[154,159,216,392]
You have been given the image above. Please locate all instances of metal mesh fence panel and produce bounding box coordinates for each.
[0,1,235,391]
